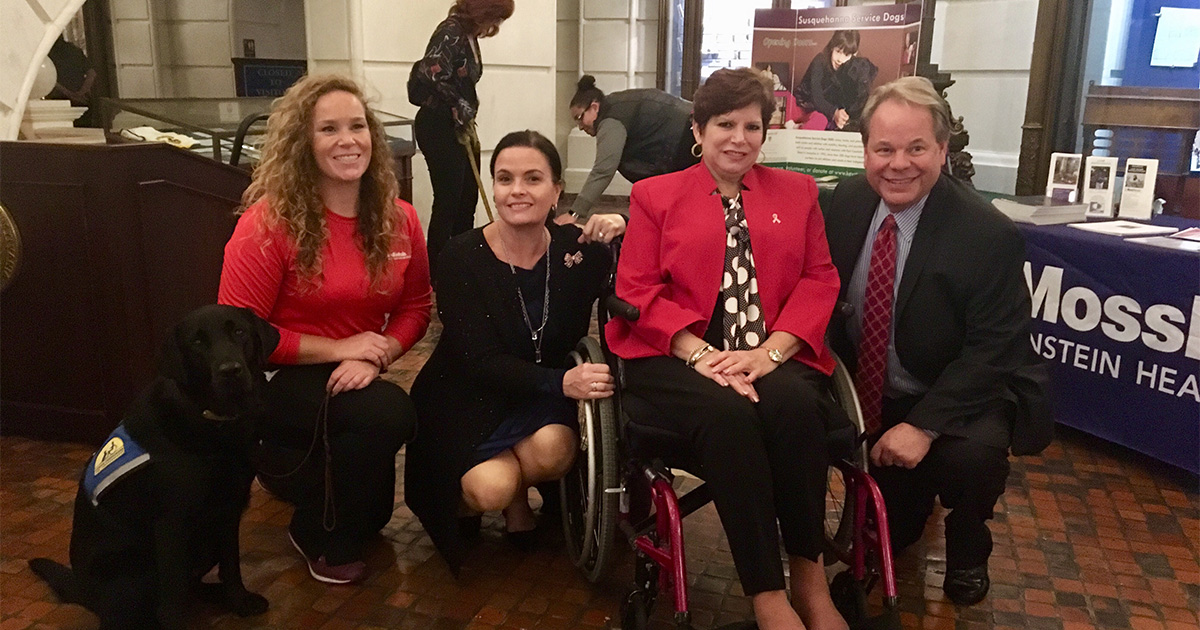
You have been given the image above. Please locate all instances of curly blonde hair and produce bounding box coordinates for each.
[242,74,402,290]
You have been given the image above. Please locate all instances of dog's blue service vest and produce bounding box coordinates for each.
[83,425,151,506]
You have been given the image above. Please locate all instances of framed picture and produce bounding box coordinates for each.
[1046,152,1082,203]
[1082,156,1117,218]
[1118,158,1159,220]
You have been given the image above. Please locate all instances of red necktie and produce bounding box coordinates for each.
[856,214,897,435]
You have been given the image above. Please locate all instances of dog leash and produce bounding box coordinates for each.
[455,121,494,222]
[257,392,338,532]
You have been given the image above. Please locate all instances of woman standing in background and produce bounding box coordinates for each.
[409,0,515,280]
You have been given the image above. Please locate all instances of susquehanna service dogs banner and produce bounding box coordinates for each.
[752,4,922,180]
[1021,220,1199,474]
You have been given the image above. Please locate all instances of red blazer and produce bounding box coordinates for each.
[606,163,840,375]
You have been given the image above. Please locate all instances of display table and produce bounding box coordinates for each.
[1018,216,1199,473]
[98,98,416,201]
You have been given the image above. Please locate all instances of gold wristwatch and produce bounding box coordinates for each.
[765,347,783,364]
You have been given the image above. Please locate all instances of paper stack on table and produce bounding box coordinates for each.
[992,196,1087,225]
[1067,220,1179,237]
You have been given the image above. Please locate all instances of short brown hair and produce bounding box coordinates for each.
[860,76,951,145]
[450,0,515,37]
[692,67,775,133]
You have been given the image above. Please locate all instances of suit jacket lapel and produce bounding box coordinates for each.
[833,181,878,296]
[894,175,951,318]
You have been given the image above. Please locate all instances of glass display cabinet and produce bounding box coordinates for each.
[98,97,416,200]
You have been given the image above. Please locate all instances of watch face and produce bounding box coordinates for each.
[767,348,783,363]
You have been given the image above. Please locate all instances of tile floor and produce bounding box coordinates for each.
[2,198,1198,629]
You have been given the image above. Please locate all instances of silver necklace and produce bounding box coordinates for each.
[499,229,551,363]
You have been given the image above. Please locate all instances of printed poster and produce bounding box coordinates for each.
[752,5,923,179]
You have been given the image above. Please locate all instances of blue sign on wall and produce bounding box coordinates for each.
[233,58,307,97]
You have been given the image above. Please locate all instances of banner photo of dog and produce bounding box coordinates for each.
[751,4,922,180]
[1046,152,1083,203]
[1119,158,1159,220]
[1082,155,1118,218]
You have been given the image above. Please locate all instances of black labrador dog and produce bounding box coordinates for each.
[30,304,279,630]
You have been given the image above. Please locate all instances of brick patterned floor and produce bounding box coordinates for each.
[2,198,1198,629]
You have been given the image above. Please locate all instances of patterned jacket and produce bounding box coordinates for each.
[408,16,482,126]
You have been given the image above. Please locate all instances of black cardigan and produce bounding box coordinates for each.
[406,224,609,573]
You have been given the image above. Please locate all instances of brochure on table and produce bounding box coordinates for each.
[751,4,921,180]
[1118,158,1159,220]
[1082,155,1118,218]
[1046,152,1082,202]
[1067,220,1178,237]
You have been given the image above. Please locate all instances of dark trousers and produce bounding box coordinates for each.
[415,106,480,280]
[257,364,416,565]
[625,357,838,595]
[871,395,1011,571]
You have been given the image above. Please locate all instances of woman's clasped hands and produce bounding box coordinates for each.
[328,331,396,395]
[695,348,783,404]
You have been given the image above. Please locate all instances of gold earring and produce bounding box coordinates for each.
[691,143,702,158]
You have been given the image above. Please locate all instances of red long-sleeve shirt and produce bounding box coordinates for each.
[218,199,432,364]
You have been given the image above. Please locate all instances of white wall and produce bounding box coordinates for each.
[155,0,235,97]
[926,0,1038,194]
[109,0,163,97]
[232,0,306,60]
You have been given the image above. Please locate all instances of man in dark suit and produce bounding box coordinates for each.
[825,77,1051,606]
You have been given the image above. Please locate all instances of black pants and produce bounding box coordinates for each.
[256,364,416,565]
[871,396,1011,571]
[624,357,839,595]
[415,106,480,280]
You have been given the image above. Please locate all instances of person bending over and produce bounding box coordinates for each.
[219,74,432,585]
[406,130,610,574]
[563,75,698,243]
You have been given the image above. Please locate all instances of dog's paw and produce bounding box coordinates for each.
[228,590,268,617]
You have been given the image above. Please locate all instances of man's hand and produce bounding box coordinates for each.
[870,422,933,469]
[553,212,576,226]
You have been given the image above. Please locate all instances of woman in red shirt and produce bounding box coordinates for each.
[219,74,432,585]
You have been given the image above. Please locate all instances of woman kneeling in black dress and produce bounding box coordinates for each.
[406,130,610,573]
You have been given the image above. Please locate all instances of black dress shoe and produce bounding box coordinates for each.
[504,528,539,552]
[943,564,990,606]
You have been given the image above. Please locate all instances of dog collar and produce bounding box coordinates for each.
[202,410,237,422]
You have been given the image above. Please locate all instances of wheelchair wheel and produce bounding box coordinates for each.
[824,353,865,564]
[560,336,620,583]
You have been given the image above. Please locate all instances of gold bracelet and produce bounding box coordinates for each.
[686,343,716,369]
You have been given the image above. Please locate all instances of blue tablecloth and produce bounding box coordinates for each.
[1019,216,1200,473]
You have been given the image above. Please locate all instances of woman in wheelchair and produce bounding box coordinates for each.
[406,130,611,572]
[606,68,850,630]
